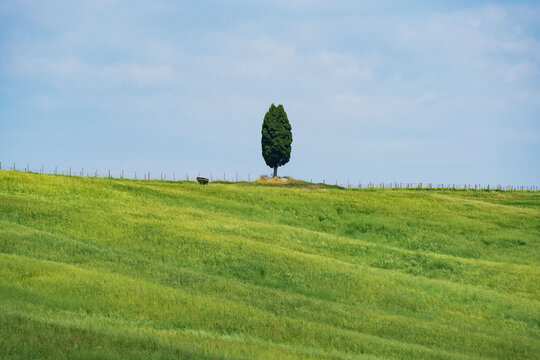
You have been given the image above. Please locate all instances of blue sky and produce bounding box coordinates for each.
[1,0,539,185]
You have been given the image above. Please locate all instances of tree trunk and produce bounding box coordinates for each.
[273,166,277,178]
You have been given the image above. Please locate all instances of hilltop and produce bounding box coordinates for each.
[0,171,539,359]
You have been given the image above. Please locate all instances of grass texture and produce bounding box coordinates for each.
[0,171,538,359]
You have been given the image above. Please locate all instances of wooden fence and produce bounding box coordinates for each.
[0,162,538,191]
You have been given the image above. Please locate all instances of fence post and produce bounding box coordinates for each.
[173,173,175,181]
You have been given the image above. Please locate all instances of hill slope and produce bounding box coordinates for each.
[0,171,539,359]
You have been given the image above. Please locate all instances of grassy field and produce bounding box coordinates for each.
[0,170,539,359]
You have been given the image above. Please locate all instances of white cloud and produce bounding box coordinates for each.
[121,64,174,85]
[505,61,536,83]
[334,66,373,81]
[416,91,437,104]
[28,94,62,112]
[10,56,176,87]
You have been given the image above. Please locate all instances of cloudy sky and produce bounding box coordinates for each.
[1,0,539,185]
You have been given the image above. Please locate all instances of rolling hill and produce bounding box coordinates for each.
[0,171,539,359]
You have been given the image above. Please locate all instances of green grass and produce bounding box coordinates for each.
[0,171,539,359]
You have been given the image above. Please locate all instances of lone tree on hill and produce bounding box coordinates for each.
[261,104,292,178]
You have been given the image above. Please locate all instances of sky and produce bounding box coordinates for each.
[1,0,539,186]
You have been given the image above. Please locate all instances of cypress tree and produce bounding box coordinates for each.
[261,104,292,177]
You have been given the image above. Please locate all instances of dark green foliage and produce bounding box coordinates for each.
[261,104,292,177]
